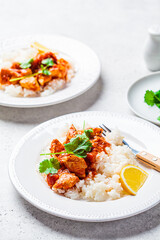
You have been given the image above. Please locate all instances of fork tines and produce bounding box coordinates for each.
[99,124,111,137]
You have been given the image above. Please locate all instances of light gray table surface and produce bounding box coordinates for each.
[0,0,160,239]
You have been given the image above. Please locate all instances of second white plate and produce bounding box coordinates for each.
[0,35,100,108]
[127,73,160,125]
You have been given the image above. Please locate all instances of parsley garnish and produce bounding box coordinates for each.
[20,58,33,69]
[39,64,51,76]
[41,58,54,66]
[39,158,60,175]
[144,90,155,106]
[10,58,54,82]
[144,90,160,121]
[64,129,93,158]
[40,128,93,158]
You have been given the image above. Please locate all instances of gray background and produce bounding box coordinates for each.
[0,0,160,239]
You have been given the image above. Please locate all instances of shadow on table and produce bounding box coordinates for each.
[0,77,103,124]
[20,195,160,239]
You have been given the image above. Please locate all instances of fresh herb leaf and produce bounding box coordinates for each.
[154,90,160,103]
[73,140,92,154]
[39,158,60,174]
[156,103,160,109]
[42,58,54,67]
[40,61,52,75]
[76,129,93,141]
[20,58,33,69]
[40,64,44,70]
[84,129,93,138]
[64,137,81,153]
[155,90,160,98]
[42,69,51,75]
[50,158,61,169]
[144,90,155,106]
[64,129,93,158]
[144,89,160,121]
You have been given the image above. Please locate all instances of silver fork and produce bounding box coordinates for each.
[99,124,160,172]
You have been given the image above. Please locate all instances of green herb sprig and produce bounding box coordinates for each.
[10,58,54,82]
[64,129,93,158]
[40,128,93,159]
[39,157,60,175]
[20,58,33,69]
[144,90,160,121]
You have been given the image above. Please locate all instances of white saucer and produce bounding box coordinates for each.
[127,72,160,125]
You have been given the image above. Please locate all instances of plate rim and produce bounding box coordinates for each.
[0,34,101,108]
[127,72,160,125]
[9,111,160,222]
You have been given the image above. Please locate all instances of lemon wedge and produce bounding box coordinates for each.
[120,165,148,195]
[31,42,51,53]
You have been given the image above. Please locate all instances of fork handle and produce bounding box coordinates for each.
[136,151,160,172]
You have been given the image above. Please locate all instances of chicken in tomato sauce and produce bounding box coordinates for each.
[0,42,75,97]
[39,124,111,192]
[39,124,144,201]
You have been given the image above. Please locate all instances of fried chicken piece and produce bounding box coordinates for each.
[50,58,70,80]
[49,64,67,80]
[61,155,87,178]
[65,124,77,143]
[48,58,70,80]
[86,151,97,163]
[47,173,59,188]
[86,135,111,169]
[20,77,40,91]
[91,136,111,151]
[0,68,32,85]
[11,62,21,69]
[90,127,103,138]
[58,58,71,70]
[53,172,79,190]
[37,75,52,86]
[50,139,65,154]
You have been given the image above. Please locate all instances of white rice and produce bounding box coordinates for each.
[41,79,66,97]
[5,85,23,97]
[40,128,138,202]
[0,47,75,97]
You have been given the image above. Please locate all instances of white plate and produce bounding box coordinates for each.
[9,111,160,222]
[0,35,100,108]
[127,73,160,125]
